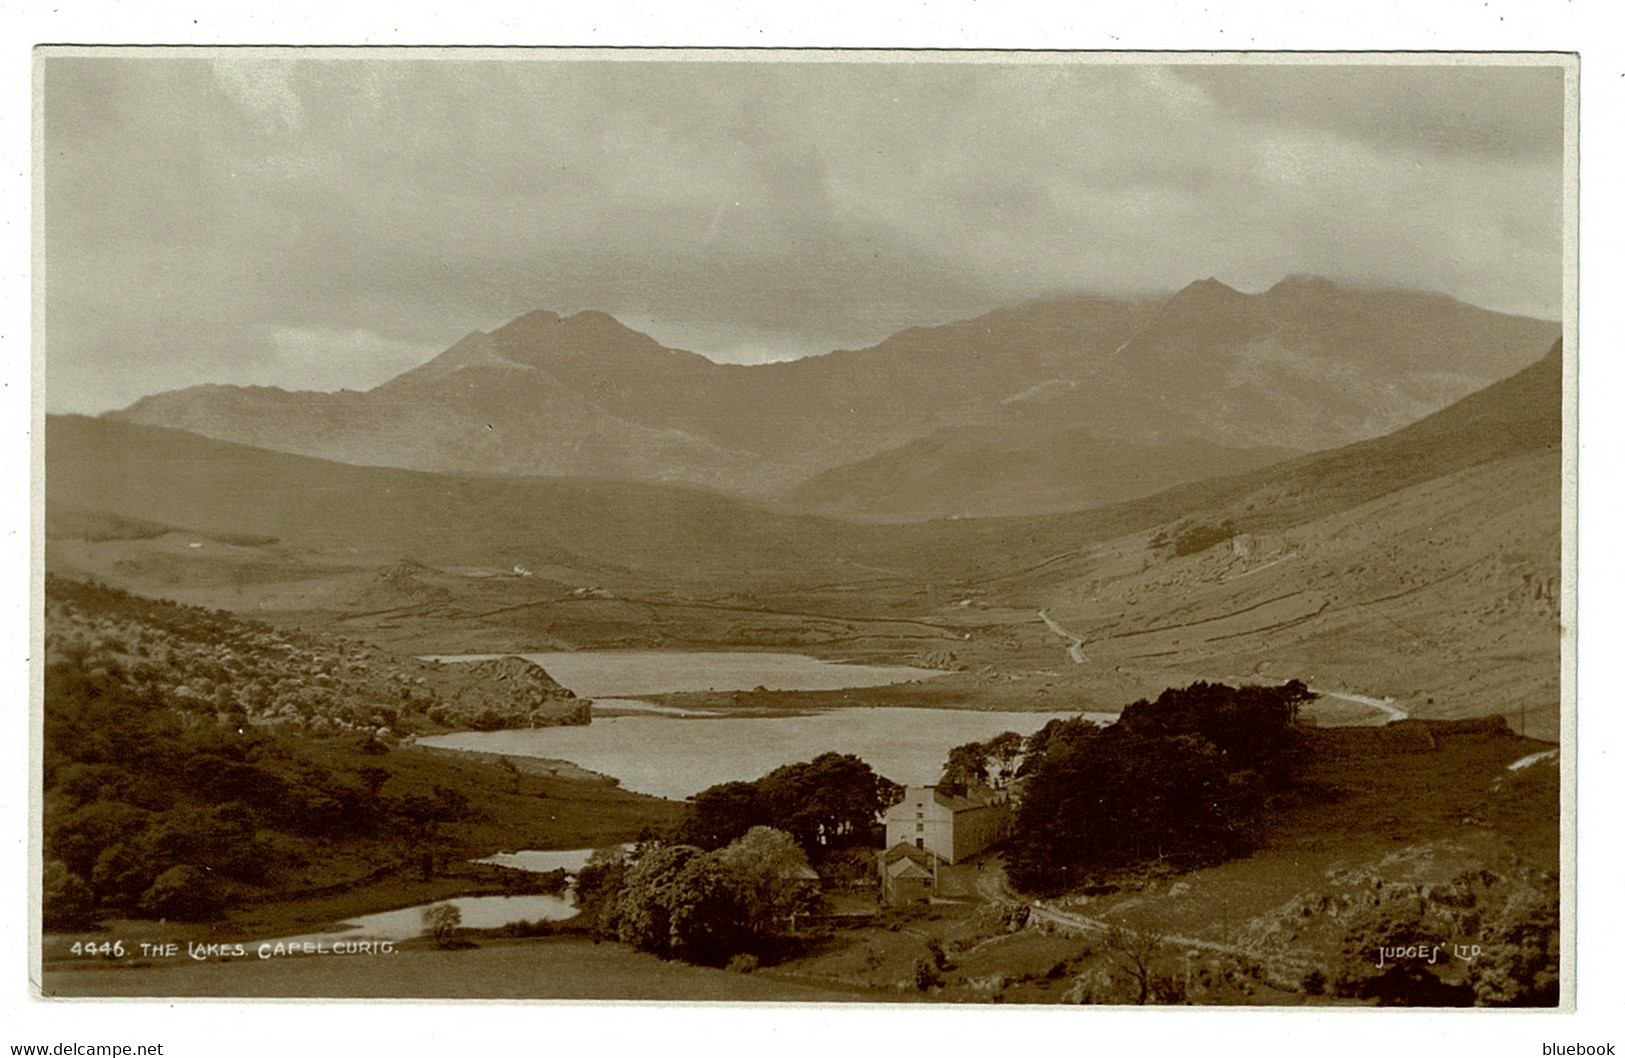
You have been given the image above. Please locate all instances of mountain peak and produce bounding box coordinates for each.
[1183,276,1241,294]
[1267,273,1342,295]
[1166,277,1248,308]
[491,307,657,346]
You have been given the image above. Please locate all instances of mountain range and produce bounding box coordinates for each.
[47,338,1563,733]
[108,276,1558,518]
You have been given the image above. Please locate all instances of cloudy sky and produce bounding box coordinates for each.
[41,53,1568,414]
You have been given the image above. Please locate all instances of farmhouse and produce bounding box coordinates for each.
[882,783,1013,865]
[877,843,937,905]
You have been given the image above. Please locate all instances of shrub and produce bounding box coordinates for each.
[422,903,462,948]
[138,864,222,921]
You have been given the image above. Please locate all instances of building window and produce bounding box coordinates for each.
[916,823,924,832]
[916,838,924,849]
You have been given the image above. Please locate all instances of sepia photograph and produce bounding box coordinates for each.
[30,43,1578,1020]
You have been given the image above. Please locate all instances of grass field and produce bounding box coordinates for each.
[41,936,866,1002]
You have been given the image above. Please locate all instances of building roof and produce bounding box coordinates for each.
[886,858,933,880]
[930,784,1003,813]
[889,783,1007,816]
[878,842,936,868]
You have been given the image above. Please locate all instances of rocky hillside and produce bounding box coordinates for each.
[1017,343,1563,737]
[44,575,588,734]
[108,277,1557,507]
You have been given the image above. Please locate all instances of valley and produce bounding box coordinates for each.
[39,290,1565,1007]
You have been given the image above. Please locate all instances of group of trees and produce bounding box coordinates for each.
[40,576,625,929]
[573,827,821,967]
[940,731,1024,789]
[574,752,897,967]
[43,643,474,928]
[1004,680,1312,893]
[672,753,902,855]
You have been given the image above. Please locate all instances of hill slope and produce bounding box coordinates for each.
[51,341,1562,733]
[108,278,1557,503]
[787,425,1298,521]
[992,341,1563,737]
[44,415,892,592]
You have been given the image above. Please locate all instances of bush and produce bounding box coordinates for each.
[42,861,98,931]
[422,903,462,948]
[1150,519,1238,557]
[137,864,222,921]
[726,953,759,973]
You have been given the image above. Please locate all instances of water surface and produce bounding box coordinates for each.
[424,650,946,697]
[269,893,577,947]
[422,706,1107,801]
[473,847,629,874]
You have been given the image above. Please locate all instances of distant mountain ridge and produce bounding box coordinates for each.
[48,340,1563,733]
[109,277,1558,509]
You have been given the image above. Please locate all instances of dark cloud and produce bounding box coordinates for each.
[42,53,1567,413]
[1174,63,1567,159]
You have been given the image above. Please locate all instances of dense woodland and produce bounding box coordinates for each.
[1004,680,1311,892]
[40,576,599,928]
[43,654,475,926]
[672,754,901,854]
[573,826,821,968]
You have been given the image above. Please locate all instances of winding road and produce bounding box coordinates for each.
[972,857,1314,985]
[1037,609,1087,663]
[1036,610,1408,726]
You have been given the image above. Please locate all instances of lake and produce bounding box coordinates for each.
[421,706,1108,801]
[473,846,629,874]
[268,893,578,947]
[423,650,947,697]
[420,649,1110,800]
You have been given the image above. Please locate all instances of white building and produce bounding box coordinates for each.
[882,784,1013,865]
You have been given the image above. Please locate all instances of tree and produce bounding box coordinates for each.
[614,844,703,957]
[574,847,630,936]
[138,864,222,921]
[1331,868,1557,1007]
[679,754,901,856]
[1103,920,1170,1005]
[1005,681,1308,892]
[755,753,901,851]
[495,756,521,794]
[715,826,821,936]
[673,781,764,850]
[353,765,392,801]
[42,860,98,931]
[941,741,990,787]
[421,903,462,948]
[1470,877,1560,1006]
[983,731,1024,788]
[605,829,821,967]
[1334,883,1475,1006]
[665,853,752,966]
